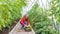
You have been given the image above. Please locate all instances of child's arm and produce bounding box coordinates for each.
[20,18,24,27]
[26,18,30,25]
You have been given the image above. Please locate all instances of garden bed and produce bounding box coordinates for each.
[0,19,20,34]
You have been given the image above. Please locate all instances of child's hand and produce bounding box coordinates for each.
[28,24,30,26]
[24,24,30,28]
[24,25,28,28]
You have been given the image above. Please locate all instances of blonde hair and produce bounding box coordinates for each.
[22,12,28,17]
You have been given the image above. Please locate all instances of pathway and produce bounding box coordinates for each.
[9,22,35,34]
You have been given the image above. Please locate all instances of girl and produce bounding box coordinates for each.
[19,13,30,31]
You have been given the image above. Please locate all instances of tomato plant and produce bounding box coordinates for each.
[28,0,59,34]
[0,0,27,30]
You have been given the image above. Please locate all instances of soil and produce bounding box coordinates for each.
[0,19,20,34]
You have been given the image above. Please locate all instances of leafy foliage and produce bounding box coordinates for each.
[0,0,27,30]
[28,0,59,34]
[51,0,60,22]
[51,0,60,33]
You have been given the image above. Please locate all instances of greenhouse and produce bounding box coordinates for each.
[0,0,60,34]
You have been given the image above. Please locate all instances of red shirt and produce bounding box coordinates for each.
[20,17,29,27]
